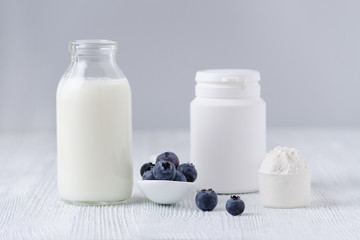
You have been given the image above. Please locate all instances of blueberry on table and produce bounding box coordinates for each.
[226,195,245,216]
[174,171,187,182]
[140,162,155,176]
[177,163,197,182]
[153,160,176,180]
[195,189,218,211]
[156,152,180,168]
[142,170,156,180]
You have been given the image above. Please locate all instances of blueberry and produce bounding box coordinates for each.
[140,162,155,176]
[226,195,245,216]
[177,163,197,182]
[156,152,180,168]
[153,160,176,180]
[142,170,156,180]
[195,189,218,211]
[174,171,187,182]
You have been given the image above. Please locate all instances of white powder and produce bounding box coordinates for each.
[259,146,310,175]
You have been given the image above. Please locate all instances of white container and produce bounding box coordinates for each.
[57,40,132,205]
[190,69,266,193]
[259,172,311,208]
[136,180,195,205]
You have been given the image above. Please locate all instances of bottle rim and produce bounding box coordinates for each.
[70,39,117,54]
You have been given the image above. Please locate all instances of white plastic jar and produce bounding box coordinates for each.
[190,69,266,193]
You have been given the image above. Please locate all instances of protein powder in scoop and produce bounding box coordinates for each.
[259,146,311,208]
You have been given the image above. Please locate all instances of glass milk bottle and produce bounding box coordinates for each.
[190,69,266,193]
[56,40,132,204]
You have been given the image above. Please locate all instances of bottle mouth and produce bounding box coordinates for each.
[70,39,117,54]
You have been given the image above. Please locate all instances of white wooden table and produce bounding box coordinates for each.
[0,128,359,239]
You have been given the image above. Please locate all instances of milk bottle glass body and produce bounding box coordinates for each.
[57,40,132,204]
[191,69,266,193]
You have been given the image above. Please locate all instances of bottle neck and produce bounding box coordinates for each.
[63,39,125,80]
[70,39,117,62]
[71,53,117,63]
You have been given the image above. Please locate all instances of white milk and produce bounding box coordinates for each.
[56,78,132,203]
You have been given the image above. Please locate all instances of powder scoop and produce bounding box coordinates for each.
[258,146,311,208]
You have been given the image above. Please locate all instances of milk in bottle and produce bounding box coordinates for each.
[56,40,132,204]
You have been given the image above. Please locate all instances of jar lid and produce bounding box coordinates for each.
[195,69,260,84]
[195,69,261,98]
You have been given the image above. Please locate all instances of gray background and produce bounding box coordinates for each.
[1,0,359,132]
